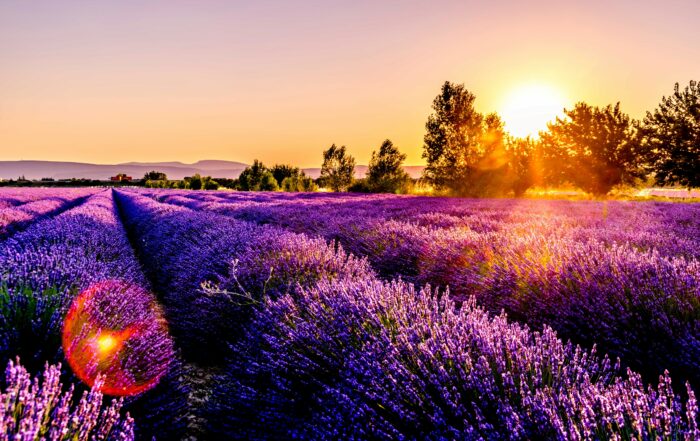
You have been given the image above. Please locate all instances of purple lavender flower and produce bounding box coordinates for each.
[0,357,134,440]
[211,278,699,439]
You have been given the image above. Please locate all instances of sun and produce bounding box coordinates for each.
[97,334,118,354]
[500,84,567,138]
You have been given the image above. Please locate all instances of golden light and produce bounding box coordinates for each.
[96,334,118,355]
[62,280,175,396]
[499,84,567,138]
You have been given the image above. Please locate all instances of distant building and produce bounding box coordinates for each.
[110,174,133,182]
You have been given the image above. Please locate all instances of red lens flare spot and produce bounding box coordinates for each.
[62,280,175,396]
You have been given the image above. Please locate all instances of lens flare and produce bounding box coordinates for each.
[62,280,174,396]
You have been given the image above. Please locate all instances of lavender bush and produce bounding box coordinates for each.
[2,187,689,439]
[114,190,374,364]
[0,189,95,239]
[211,279,699,440]
[0,358,134,440]
[0,190,188,440]
[139,189,700,389]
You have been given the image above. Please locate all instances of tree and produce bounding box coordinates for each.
[539,102,644,195]
[258,174,279,191]
[366,140,411,193]
[238,160,279,191]
[202,176,219,190]
[642,80,700,188]
[188,174,203,190]
[320,144,355,191]
[281,174,318,192]
[144,170,167,181]
[504,136,540,197]
[422,81,507,196]
[270,164,301,187]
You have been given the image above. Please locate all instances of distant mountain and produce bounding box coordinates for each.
[0,160,248,180]
[0,160,425,181]
[119,160,248,171]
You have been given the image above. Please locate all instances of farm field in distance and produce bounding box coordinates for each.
[1,186,699,440]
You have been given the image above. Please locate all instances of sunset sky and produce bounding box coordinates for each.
[1,0,698,167]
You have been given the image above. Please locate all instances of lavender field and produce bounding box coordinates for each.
[1,187,699,440]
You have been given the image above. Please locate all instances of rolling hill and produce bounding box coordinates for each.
[0,160,425,181]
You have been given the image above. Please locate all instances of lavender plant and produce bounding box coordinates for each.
[0,189,96,239]
[0,190,188,440]
[211,279,699,440]
[139,189,700,389]
[0,358,134,440]
[114,190,375,364]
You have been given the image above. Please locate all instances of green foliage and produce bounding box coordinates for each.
[188,174,204,190]
[0,284,67,371]
[175,174,219,190]
[347,179,373,193]
[320,144,356,192]
[145,179,176,189]
[270,164,300,187]
[281,174,318,192]
[540,102,645,195]
[212,178,238,189]
[238,160,280,191]
[505,136,540,197]
[144,170,168,181]
[366,140,412,193]
[258,173,279,191]
[203,178,219,190]
[642,80,700,189]
[421,81,508,196]
[268,164,317,192]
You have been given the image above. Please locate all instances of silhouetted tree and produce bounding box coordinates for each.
[202,176,219,190]
[470,114,512,196]
[366,139,411,193]
[539,102,644,195]
[320,144,355,191]
[144,170,167,181]
[422,81,508,196]
[188,174,203,190]
[642,80,700,188]
[281,174,318,192]
[238,160,279,191]
[505,136,540,197]
[270,164,301,187]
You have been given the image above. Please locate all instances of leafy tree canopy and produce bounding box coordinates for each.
[422,81,507,196]
[642,80,700,188]
[540,102,644,195]
[320,144,355,192]
[366,140,411,193]
[238,160,279,191]
[144,170,167,181]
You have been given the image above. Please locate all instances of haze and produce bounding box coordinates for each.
[1,0,698,167]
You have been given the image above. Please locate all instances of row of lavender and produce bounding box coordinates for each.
[145,190,700,260]
[0,188,97,238]
[138,189,700,393]
[115,189,699,439]
[0,190,186,440]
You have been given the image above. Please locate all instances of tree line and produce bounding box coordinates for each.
[147,79,698,195]
[423,80,699,196]
[144,140,413,193]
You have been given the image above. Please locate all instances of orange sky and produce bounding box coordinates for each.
[1,1,698,167]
